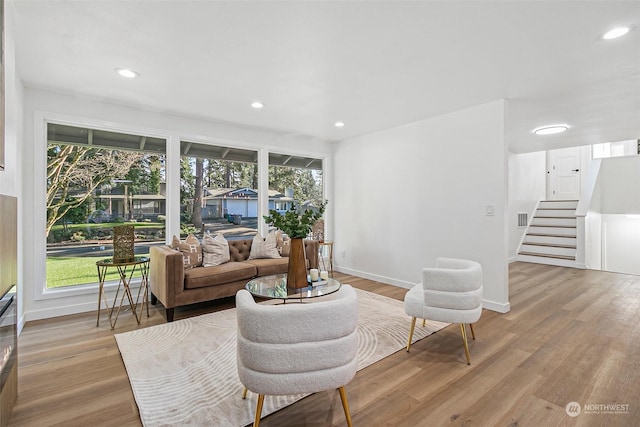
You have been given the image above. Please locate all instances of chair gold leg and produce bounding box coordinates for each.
[407,317,417,352]
[422,318,426,327]
[242,387,248,399]
[459,323,471,365]
[338,386,353,427]
[254,394,265,427]
[469,323,476,340]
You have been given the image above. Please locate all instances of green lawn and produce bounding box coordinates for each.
[46,254,149,288]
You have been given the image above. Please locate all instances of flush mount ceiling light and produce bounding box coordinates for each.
[603,27,630,40]
[251,101,264,109]
[334,121,345,128]
[533,124,569,135]
[115,68,139,78]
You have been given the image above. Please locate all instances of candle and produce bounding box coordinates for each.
[310,269,319,281]
[320,270,329,280]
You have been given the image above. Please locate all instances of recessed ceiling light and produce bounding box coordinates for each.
[334,121,345,128]
[251,101,264,109]
[533,125,569,135]
[603,27,630,40]
[115,68,139,78]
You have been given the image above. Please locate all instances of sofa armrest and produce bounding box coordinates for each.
[150,245,184,308]
[304,239,319,270]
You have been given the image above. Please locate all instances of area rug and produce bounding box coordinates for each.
[115,288,448,427]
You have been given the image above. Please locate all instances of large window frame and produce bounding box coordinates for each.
[32,112,329,303]
[45,122,168,289]
[33,113,174,301]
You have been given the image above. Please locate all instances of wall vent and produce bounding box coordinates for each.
[517,212,528,228]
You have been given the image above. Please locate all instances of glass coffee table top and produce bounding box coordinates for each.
[246,273,341,301]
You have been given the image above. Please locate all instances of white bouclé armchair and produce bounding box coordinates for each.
[404,257,483,364]
[236,285,359,427]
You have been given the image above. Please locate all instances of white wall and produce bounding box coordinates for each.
[0,1,25,332]
[20,88,334,321]
[585,167,603,270]
[599,156,640,214]
[602,215,640,275]
[333,100,509,312]
[507,151,545,260]
[0,1,21,197]
[593,155,640,274]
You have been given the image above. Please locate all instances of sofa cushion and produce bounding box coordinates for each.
[184,262,257,290]
[171,234,202,269]
[202,233,230,267]
[244,257,290,276]
[229,239,253,262]
[249,232,281,259]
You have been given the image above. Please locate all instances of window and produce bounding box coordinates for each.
[592,140,640,159]
[46,123,166,288]
[180,141,259,239]
[268,152,324,224]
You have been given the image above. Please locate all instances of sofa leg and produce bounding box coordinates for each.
[150,293,158,305]
[166,308,174,322]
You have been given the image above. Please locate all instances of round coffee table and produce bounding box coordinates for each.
[245,273,341,303]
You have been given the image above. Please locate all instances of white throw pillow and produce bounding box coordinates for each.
[249,232,282,259]
[201,233,231,267]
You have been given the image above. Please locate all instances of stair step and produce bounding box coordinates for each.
[538,200,579,209]
[530,217,576,227]
[522,242,576,249]
[521,244,576,257]
[535,210,577,218]
[528,227,577,237]
[527,233,577,239]
[525,234,577,246]
[517,254,578,268]
[518,251,575,260]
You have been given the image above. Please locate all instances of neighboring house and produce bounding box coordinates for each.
[94,184,166,221]
[202,187,295,219]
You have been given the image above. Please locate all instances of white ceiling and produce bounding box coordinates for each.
[12,0,640,153]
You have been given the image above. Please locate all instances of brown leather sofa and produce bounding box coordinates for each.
[149,238,319,321]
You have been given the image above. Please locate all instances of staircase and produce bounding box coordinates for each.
[518,200,579,268]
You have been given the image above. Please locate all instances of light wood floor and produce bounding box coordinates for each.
[9,263,640,426]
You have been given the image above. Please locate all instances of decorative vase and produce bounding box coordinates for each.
[287,238,308,289]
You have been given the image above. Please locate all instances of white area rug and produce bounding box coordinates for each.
[115,288,448,427]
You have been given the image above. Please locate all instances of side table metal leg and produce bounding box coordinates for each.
[121,265,141,324]
[96,265,107,327]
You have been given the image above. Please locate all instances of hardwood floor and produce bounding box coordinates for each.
[9,263,640,426]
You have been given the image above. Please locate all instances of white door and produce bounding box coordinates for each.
[547,146,581,200]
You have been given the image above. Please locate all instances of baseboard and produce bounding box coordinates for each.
[482,299,510,313]
[335,266,415,289]
[24,301,99,322]
[17,313,26,335]
[508,256,519,263]
[21,282,145,325]
[336,267,511,313]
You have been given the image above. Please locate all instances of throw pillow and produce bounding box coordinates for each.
[280,238,291,256]
[171,234,202,269]
[201,233,230,267]
[249,231,281,259]
[275,230,291,256]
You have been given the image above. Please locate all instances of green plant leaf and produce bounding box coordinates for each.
[263,200,327,238]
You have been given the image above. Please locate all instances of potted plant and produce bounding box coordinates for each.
[263,200,327,288]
